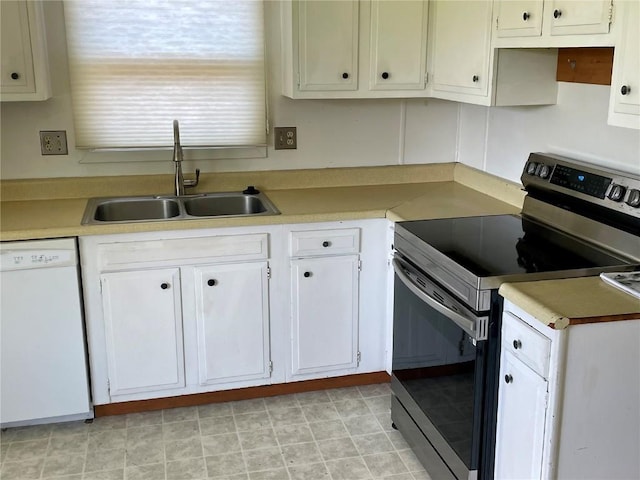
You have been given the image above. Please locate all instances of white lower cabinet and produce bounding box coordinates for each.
[80,228,274,405]
[80,220,390,405]
[495,350,547,480]
[101,268,185,397]
[496,299,640,479]
[194,262,271,385]
[291,254,360,376]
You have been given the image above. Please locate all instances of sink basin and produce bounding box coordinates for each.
[183,195,268,217]
[93,198,181,222]
[82,191,280,225]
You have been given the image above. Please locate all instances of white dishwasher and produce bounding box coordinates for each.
[0,238,93,426]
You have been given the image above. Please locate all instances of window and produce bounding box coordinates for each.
[63,0,266,151]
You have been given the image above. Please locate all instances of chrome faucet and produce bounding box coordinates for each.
[172,120,199,196]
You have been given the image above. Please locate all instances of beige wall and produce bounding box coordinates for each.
[0,1,459,180]
[1,2,638,183]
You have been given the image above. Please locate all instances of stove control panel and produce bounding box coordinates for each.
[522,153,640,216]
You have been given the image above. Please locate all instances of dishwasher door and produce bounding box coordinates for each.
[0,238,92,426]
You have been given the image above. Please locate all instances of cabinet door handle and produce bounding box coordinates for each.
[10,72,20,80]
[621,85,631,95]
[513,339,522,349]
[322,241,331,247]
[207,279,217,286]
[342,72,349,79]
[160,282,170,290]
[553,9,562,18]
[504,374,513,384]
[381,72,389,80]
[303,271,311,278]
[472,75,479,83]
[522,11,530,21]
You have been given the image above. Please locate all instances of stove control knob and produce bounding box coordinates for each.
[608,184,627,202]
[626,189,640,208]
[526,162,538,175]
[538,164,551,179]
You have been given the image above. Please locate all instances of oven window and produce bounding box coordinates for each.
[392,272,481,469]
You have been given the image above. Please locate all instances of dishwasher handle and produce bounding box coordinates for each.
[392,258,487,341]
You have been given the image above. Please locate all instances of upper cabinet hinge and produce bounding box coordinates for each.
[268,360,273,374]
[358,259,362,272]
[267,266,271,279]
[296,71,301,87]
[608,0,614,24]
[357,351,362,366]
[424,72,429,85]
[107,380,111,395]
[496,16,499,30]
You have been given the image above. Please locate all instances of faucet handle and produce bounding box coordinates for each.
[184,168,200,189]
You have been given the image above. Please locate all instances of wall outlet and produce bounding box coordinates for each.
[274,127,297,150]
[40,131,68,155]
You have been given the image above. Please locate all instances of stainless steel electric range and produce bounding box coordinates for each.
[391,153,640,480]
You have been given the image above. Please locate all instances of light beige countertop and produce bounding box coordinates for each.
[500,277,640,329]
[0,163,523,241]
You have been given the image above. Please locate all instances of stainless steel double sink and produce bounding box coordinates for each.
[82,191,280,225]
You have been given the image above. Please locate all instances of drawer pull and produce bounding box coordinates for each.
[522,11,530,21]
[513,339,522,349]
[160,282,170,290]
[304,271,312,278]
[322,241,331,247]
[505,374,513,384]
[207,279,217,286]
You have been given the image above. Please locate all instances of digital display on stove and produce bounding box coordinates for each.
[550,164,611,199]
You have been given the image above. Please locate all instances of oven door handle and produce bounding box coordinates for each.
[392,258,480,340]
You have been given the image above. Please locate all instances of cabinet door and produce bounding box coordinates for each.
[194,262,271,385]
[298,0,359,91]
[495,351,548,480]
[0,1,34,93]
[101,268,185,397]
[609,0,639,124]
[369,0,428,90]
[548,0,611,36]
[291,255,359,376]
[496,0,544,38]
[431,0,492,97]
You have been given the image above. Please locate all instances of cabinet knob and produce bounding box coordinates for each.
[342,72,349,79]
[160,282,170,290]
[381,72,389,80]
[207,279,217,286]
[621,85,631,96]
[553,9,562,18]
[504,374,513,384]
[513,339,522,349]
[10,72,20,80]
[522,12,530,21]
[472,75,479,83]
[322,241,331,247]
[303,271,311,278]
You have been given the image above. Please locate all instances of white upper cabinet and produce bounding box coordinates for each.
[430,0,493,98]
[0,0,50,101]
[493,0,615,47]
[282,0,430,99]
[495,0,545,37]
[297,1,359,91]
[369,1,429,90]
[608,0,640,129]
[429,0,558,106]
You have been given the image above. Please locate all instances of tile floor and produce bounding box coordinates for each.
[0,383,432,480]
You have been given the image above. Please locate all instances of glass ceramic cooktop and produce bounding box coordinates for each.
[399,214,627,278]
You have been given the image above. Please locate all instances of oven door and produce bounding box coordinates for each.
[391,255,488,480]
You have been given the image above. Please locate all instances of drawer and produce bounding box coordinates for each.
[290,228,360,257]
[98,233,269,270]
[502,311,551,378]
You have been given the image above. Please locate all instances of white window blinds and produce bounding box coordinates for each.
[63,0,266,150]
